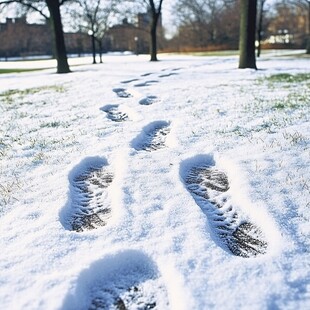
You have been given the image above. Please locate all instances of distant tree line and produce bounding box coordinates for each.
[0,0,309,73]
[168,0,309,53]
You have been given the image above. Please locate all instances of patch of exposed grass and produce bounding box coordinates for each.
[0,85,66,97]
[40,121,61,128]
[282,131,307,146]
[0,68,46,74]
[163,50,238,57]
[0,85,66,104]
[272,91,310,110]
[265,73,310,83]
[192,51,238,57]
[0,177,22,206]
[187,50,238,57]
[0,140,9,157]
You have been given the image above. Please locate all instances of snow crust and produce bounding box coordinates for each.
[0,52,309,309]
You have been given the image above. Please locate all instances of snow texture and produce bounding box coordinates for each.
[0,52,309,310]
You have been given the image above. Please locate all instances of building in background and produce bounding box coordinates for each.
[0,17,52,58]
[0,11,164,59]
[102,11,164,54]
[0,17,92,58]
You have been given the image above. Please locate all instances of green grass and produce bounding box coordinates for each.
[0,85,66,106]
[265,73,310,83]
[0,68,48,74]
[0,85,66,104]
[190,50,239,57]
[166,50,239,57]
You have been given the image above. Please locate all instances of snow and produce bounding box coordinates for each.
[0,52,309,309]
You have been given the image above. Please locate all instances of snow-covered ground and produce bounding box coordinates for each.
[0,53,309,310]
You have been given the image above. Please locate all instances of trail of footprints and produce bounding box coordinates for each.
[65,72,174,232]
[61,67,268,308]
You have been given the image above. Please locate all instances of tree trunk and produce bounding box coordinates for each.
[91,34,96,64]
[149,0,163,62]
[257,0,265,58]
[239,0,257,69]
[307,1,310,54]
[150,17,158,61]
[46,0,70,73]
[98,40,103,63]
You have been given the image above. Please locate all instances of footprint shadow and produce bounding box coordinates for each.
[121,78,139,84]
[139,95,159,106]
[61,250,169,310]
[100,104,129,122]
[158,72,178,78]
[134,80,159,87]
[113,88,132,98]
[131,121,171,152]
[141,72,153,77]
[180,154,268,258]
[59,156,113,232]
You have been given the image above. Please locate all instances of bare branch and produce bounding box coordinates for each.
[0,0,49,19]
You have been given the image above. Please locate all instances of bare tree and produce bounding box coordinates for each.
[239,0,257,69]
[172,0,239,50]
[124,0,164,61]
[287,0,310,53]
[0,0,71,73]
[69,0,118,64]
[149,0,163,60]
[267,0,309,51]
[95,3,118,62]
[173,0,217,48]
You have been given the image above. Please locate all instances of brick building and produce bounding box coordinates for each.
[0,17,52,57]
[0,12,164,58]
[105,18,149,54]
[0,17,91,58]
[105,12,164,54]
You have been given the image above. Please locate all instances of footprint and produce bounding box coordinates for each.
[134,80,159,87]
[141,72,153,77]
[113,88,132,98]
[158,73,178,78]
[180,155,268,258]
[132,121,171,152]
[60,157,113,232]
[61,250,169,310]
[100,104,128,122]
[139,95,158,106]
[121,78,139,84]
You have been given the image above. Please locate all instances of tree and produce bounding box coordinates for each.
[123,0,164,60]
[267,1,309,51]
[257,0,266,57]
[172,0,240,50]
[46,0,70,72]
[70,0,118,64]
[306,0,310,53]
[287,0,310,53]
[239,0,257,69]
[0,0,70,73]
[148,0,164,61]
[173,0,221,48]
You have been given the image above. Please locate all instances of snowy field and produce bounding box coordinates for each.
[0,53,309,309]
